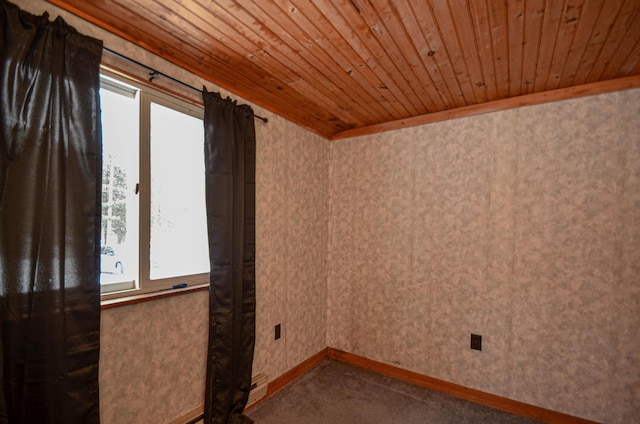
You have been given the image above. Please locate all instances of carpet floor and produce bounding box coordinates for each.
[246,359,542,424]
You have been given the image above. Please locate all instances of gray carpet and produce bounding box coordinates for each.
[246,359,542,424]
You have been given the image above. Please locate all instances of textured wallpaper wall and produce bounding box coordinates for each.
[327,88,640,423]
[253,111,330,384]
[100,292,208,423]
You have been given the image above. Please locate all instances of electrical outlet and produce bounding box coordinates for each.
[275,324,281,340]
[471,334,482,351]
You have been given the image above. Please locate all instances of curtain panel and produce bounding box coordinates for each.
[202,90,256,424]
[0,1,103,423]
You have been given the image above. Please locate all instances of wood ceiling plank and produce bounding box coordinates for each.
[50,0,346,137]
[147,0,355,131]
[148,1,295,84]
[521,0,546,95]
[48,0,640,139]
[274,0,402,120]
[50,0,271,97]
[598,5,640,80]
[570,0,626,85]
[468,0,498,100]
[449,0,488,103]
[224,0,375,126]
[615,37,640,77]
[315,0,421,116]
[167,0,297,84]
[545,0,585,90]
[353,0,447,112]
[123,0,318,105]
[168,1,333,96]
[312,0,424,117]
[268,0,412,124]
[506,0,525,96]
[188,0,368,127]
[633,54,640,75]
[408,0,468,108]
[393,1,459,109]
[428,0,480,105]
[288,0,418,119]
[533,0,565,92]
[555,0,606,89]
[265,0,393,124]
[487,0,511,99]
[226,1,371,127]
[583,0,640,83]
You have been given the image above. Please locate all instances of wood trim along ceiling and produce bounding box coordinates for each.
[48,0,640,140]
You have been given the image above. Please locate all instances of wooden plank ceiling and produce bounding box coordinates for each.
[48,0,640,139]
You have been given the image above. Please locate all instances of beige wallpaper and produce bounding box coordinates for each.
[253,111,330,382]
[100,292,208,423]
[327,88,640,423]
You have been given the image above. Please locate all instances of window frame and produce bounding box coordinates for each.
[100,70,209,301]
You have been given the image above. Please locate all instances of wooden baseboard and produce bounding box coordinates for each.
[190,347,599,423]
[244,347,329,412]
[265,348,329,397]
[327,348,599,424]
[175,349,329,421]
[240,347,599,423]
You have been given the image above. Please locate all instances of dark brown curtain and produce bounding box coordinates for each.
[202,90,256,424]
[0,1,103,423]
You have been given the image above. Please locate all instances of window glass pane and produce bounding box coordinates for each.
[100,85,140,289]
[149,102,209,280]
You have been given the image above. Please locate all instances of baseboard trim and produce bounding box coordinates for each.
[327,348,599,424]
[264,348,329,398]
[172,354,324,422]
[244,347,330,412]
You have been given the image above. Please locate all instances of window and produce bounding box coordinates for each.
[99,72,209,298]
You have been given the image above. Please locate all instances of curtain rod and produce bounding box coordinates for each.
[103,47,268,123]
